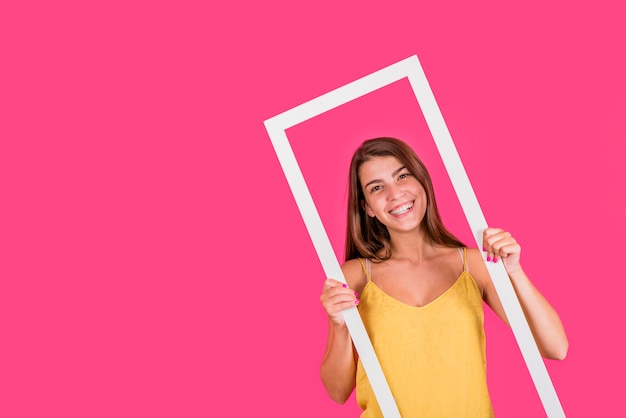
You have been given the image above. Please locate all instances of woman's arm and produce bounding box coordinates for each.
[319,260,364,403]
[474,228,569,360]
[320,316,357,403]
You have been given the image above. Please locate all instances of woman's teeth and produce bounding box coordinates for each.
[390,202,413,215]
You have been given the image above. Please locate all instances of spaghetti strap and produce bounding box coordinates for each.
[463,247,469,273]
[458,247,469,273]
[358,258,372,283]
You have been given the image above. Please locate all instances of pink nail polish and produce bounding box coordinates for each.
[482,246,486,251]
[354,291,358,296]
[486,255,491,262]
[342,283,348,288]
[493,257,498,263]
[355,299,360,305]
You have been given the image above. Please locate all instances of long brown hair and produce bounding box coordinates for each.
[345,137,465,262]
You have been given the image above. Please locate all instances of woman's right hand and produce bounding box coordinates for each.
[320,278,360,327]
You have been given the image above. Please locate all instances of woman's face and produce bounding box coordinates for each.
[359,156,427,235]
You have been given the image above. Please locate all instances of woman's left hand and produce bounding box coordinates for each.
[482,228,522,274]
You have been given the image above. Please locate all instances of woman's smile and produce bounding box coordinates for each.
[389,201,414,216]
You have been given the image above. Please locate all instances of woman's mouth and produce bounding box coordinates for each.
[389,201,414,215]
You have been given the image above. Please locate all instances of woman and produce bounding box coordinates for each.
[319,137,568,417]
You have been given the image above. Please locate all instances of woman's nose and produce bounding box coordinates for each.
[386,183,403,200]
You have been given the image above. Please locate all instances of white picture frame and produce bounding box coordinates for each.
[264,55,564,418]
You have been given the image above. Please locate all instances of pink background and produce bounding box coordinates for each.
[1,1,624,417]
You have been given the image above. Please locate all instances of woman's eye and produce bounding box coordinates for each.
[398,173,409,180]
[370,185,382,193]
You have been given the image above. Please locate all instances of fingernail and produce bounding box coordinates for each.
[486,255,491,262]
[493,256,498,263]
[482,246,486,251]
[354,291,358,296]
[342,283,348,288]
[355,299,360,305]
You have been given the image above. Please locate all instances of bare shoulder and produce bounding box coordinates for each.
[465,247,492,292]
[465,247,509,324]
[341,258,368,294]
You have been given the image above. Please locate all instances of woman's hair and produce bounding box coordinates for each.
[345,137,465,262]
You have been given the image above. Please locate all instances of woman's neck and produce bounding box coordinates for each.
[388,226,434,262]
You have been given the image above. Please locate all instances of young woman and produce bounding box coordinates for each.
[319,137,568,417]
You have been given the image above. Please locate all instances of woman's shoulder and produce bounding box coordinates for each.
[464,247,486,270]
[464,247,482,260]
[463,247,493,292]
[341,258,368,293]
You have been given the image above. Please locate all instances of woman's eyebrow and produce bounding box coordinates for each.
[363,178,382,189]
[392,166,407,176]
[363,166,406,189]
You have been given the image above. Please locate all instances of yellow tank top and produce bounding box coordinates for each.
[356,249,494,417]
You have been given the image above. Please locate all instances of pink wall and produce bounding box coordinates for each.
[1,1,624,416]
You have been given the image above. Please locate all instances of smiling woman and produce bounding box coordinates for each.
[319,137,568,417]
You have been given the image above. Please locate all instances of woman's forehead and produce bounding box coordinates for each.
[358,156,404,179]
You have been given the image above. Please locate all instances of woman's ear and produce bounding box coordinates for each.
[361,200,375,218]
